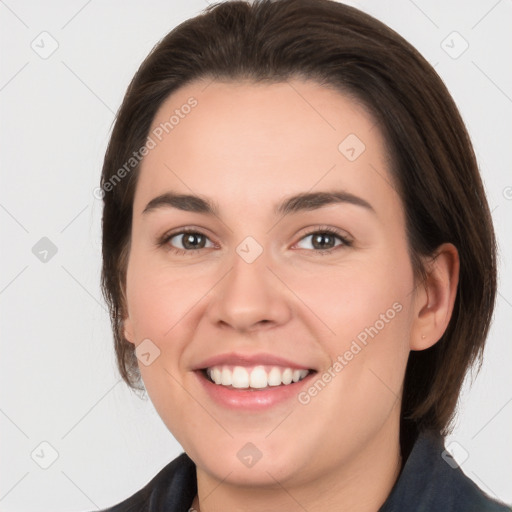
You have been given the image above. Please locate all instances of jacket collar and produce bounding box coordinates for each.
[124,429,508,511]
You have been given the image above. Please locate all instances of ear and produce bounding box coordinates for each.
[410,243,459,351]
[123,315,136,345]
[121,290,135,345]
[119,268,136,345]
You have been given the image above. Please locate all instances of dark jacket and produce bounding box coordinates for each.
[98,430,511,511]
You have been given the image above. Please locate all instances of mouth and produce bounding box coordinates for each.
[192,352,319,409]
[194,363,318,410]
[201,364,314,390]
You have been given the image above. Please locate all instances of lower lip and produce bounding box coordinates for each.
[195,370,315,410]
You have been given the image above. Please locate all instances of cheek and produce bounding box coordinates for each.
[125,253,207,341]
[282,254,412,345]
[292,263,412,455]
[124,253,210,442]
[290,253,414,398]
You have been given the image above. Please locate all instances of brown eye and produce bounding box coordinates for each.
[309,232,339,250]
[295,228,351,253]
[160,229,215,255]
[171,232,208,250]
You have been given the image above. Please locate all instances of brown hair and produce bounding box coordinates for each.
[100,0,497,455]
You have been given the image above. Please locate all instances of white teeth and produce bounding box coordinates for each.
[249,366,268,389]
[281,368,293,385]
[206,365,310,389]
[232,366,249,388]
[268,367,282,386]
[221,367,232,386]
[211,367,222,385]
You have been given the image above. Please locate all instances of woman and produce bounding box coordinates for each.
[97,0,510,510]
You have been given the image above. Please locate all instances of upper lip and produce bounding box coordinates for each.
[193,352,314,371]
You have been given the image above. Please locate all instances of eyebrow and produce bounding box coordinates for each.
[142,190,375,217]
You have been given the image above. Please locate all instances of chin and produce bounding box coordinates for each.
[190,437,314,487]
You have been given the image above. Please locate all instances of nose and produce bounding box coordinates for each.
[206,245,292,333]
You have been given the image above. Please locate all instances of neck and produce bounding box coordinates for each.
[192,412,403,512]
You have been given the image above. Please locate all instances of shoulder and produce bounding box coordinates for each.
[95,452,197,512]
[380,430,511,512]
[423,431,510,512]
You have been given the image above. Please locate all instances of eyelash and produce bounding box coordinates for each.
[157,226,352,257]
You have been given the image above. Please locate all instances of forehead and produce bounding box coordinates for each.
[134,78,398,218]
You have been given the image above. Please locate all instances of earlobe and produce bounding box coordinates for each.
[410,243,459,351]
[119,275,135,345]
[123,317,136,345]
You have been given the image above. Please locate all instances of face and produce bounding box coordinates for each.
[123,79,419,489]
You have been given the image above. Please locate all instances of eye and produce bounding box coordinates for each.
[157,225,352,256]
[295,226,352,254]
[159,229,215,256]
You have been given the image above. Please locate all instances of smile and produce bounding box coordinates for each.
[205,365,311,389]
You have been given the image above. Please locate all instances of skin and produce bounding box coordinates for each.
[123,78,459,511]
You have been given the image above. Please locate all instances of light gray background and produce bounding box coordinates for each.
[1,1,511,510]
